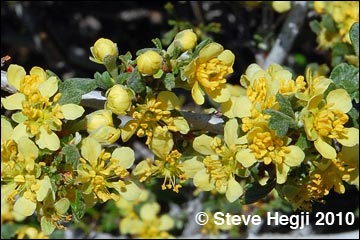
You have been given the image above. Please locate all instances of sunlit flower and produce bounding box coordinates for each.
[90,38,119,64]
[121,91,189,147]
[236,123,305,184]
[272,1,291,13]
[1,64,85,151]
[120,202,174,238]
[15,226,49,239]
[189,119,247,202]
[76,137,141,202]
[86,109,114,133]
[89,125,121,145]
[301,89,359,159]
[183,42,234,105]
[105,84,134,115]
[136,50,163,75]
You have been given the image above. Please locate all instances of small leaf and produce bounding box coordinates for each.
[309,20,321,34]
[264,109,297,137]
[350,22,359,57]
[163,73,176,91]
[1,223,22,239]
[62,144,80,168]
[152,38,163,49]
[321,14,337,32]
[127,68,145,93]
[94,71,114,90]
[242,179,276,204]
[58,78,97,105]
[276,94,295,118]
[330,63,359,103]
[295,132,311,150]
[70,190,86,222]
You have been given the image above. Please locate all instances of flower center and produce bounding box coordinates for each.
[196,59,230,90]
[313,106,349,138]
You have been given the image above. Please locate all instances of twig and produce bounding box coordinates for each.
[262,1,308,69]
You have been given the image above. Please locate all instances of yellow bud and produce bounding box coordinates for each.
[91,38,118,63]
[86,109,114,133]
[272,1,291,13]
[174,29,198,51]
[105,84,132,115]
[136,50,162,75]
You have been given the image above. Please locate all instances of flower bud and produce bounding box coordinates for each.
[173,29,198,51]
[136,50,162,75]
[105,84,133,115]
[86,109,114,134]
[89,126,121,144]
[90,38,118,63]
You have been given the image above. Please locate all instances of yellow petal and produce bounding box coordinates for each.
[112,147,135,169]
[121,120,138,142]
[54,198,70,215]
[120,218,143,235]
[38,76,58,97]
[18,137,38,169]
[217,49,235,67]
[276,163,290,184]
[272,1,291,13]
[234,96,252,118]
[150,127,174,159]
[12,122,31,143]
[179,156,204,178]
[14,196,36,217]
[314,137,336,159]
[193,169,215,191]
[192,81,205,105]
[173,117,190,134]
[224,118,238,147]
[326,89,352,113]
[193,134,215,155]
[159,214,175,231]
[117,181,141,201]
[207,84,231,103]
[36,127,60,151]
[30,66,47,82]
[337,128,359,147]
[225,177,243,203]
[157,91,180,110]
[36,176,52,201]
[81,137,101,167]
[284,145,305,167]
[1,93,25,110]
[7,64,26,90]
[1,117,13,142]
[198,42,224,64]
[236,149,257,168]
[140,202,160,221]
[60,104,85,120]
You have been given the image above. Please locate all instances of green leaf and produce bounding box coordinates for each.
[264,109,296,137]
[115,72,131,85]
[276,94,295,118]
[163,73,176,91]
[350,22,359,57]
[331,43,354,67]
[330,63,359,103]
[127,68,145,93]
[348,108,359,128]
[321,14,337,33]
[1,223,22,239]
[58,78,97,105]
[70,189,86,222]
[94,71,114,90]
[309,20,321,34]
[295,132,311,150]
[62,144,80,167]
[152,38,163,49]
[242,179,276,204]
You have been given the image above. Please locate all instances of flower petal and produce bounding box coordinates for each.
[236,149,257,168]
[12,122,31,142]
[150,127,174,159]
[121,119,138,142]
[314,136,336,159]
[173,117,190,134]
[179,156,204,178]
[225,177,243,203]
[140,202,160,221]
[61,104,85,120]
[112,147,135,169]
[207,84,231,103]
[198,42,224,64]
[192,81,205,105]
[36,176,52,201]
[284,145,305,167]
[276,163,290,184]
[234,96,252,118]
[14,196,36,217]
[7,64,26,90]
[326,89,352,113]
[118,181,141,201]
[38,76,58,97]
[81,137,101,167]
[193,169,215,191]
[224,118,238,147]
[337,127,359,147]
[36,127,60,151]
[1,93,25,110]
[217,49,235,67]
[159,214,175,231]
[157,91,180,110]
[1,117,13,142]
[193,134,215,155]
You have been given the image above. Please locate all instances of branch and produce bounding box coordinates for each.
[262,1,308,69]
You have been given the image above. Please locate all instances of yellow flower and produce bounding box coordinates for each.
[89,125,121,145]
[1,64,85,151]
[15,226,49,239]
[76,137,141,202]
[167,29,198,54]
[189,119,246,202]
[86,109,114,133]
[183,42,234,105]
[272,1,291,13]
[105,84,133,115]
[121,91,189,146]
[136,50,162,75]
[236,124,305,184]
[90,38,118,64]
[302,89,359,159]
[120,202,174,238]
